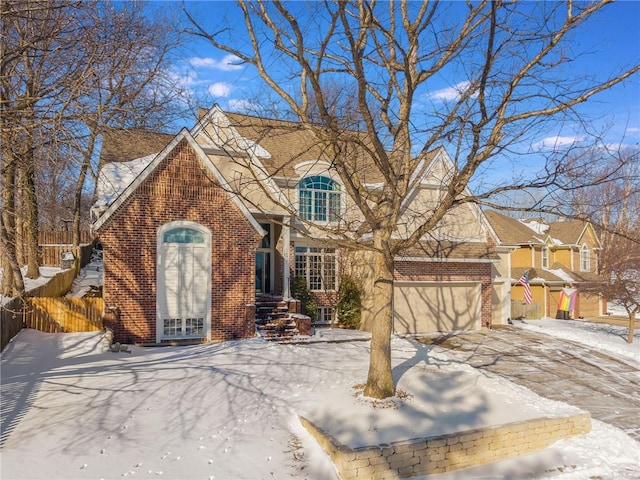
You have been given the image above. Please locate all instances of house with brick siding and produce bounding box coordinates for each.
[92,105,502,344]
[484,210,603,319]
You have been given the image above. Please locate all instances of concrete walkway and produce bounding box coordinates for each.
[417,326,640,442]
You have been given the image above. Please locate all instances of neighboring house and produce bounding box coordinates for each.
[485,210,603,319]
[92,105,501,345]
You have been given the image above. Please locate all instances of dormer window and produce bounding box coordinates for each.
[298,175,341,222]
[541,246,549,268]
[580,244,590,271]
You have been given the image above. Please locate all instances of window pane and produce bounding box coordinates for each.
[163,227,204,244]
[299,190,312,220]
[314,191,327,221]
[185,318,204,336]
[329,193,340,221]
[260,223,271,248]
[163,318,180,336]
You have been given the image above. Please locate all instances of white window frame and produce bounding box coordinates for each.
[298,175,342,223]
[317,306,335,325]
[541,246,549,268]
[580,244,590,272]
[294,245,337,291]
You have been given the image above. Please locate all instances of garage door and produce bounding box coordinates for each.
[394,281,481,334]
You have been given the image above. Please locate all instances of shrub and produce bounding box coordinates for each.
[337,276,361,329]
[292,277,318,321]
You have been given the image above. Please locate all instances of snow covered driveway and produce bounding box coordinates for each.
[419,326,640,442]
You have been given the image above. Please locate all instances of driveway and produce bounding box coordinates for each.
[416,326,640,442]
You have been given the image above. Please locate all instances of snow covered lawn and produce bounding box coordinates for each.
[1,327,639,480]
[519,318,640,365]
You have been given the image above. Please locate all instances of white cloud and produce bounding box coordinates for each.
[626,127,640,136]
[427,81,477,102]
[533,136,585,150]
[227,98,258,112]
[189,54,243,71]
[208,82,233,97]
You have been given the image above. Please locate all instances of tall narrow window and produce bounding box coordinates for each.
[541,246,549,268]
[580,244,590,271]
[157,222,211,343]
[298,176,341,222]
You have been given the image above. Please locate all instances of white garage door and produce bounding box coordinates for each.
[394,281,481,334]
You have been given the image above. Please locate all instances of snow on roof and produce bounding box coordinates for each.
[520,218,550,235]
[93,153,157,208]
[544,267,575,283]
[549,236,564,246]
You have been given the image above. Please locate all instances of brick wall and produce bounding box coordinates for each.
[97,140,261,344]
[301,412,591,479]
[395,261,493,328]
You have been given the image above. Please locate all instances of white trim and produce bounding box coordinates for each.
[282,217,291,299]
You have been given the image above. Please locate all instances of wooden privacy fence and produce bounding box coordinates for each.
[40,243,94,269]
[511,300,543,319]
[1,298,24,351]
[39,230,93,245]
[23,297,104,333]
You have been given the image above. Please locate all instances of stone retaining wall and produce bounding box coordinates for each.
[299,412,591,480]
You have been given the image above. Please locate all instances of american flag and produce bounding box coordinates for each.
[518,271,533,304]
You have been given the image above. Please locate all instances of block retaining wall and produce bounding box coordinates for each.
[300,412,591,480]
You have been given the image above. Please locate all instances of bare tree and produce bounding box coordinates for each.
[567,147,640,343]
[185,0,640,398]
[1,0,186,296]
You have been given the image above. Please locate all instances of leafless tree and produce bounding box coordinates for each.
[185,0,640,398]
[567,147,640,343]
[1,0,186,296]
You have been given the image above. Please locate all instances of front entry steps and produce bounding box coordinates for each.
[255,296,311,341]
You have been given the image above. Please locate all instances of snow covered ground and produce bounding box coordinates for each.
[1,324,639,480]
[519,318,640,365]
[0,266,63,306]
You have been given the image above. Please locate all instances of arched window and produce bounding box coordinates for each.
[580,244,590,271]
[298,176,341,222]
[163,227,205,244]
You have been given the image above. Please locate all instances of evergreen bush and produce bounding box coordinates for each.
[337,276,361,329]
[292,277,318,321]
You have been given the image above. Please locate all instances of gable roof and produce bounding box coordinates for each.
[92,128,265,237]
[223,111,391,185]
[99,127,174,167]
[546,220,591,246]
[484,210,546,245]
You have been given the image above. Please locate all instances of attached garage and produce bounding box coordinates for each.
[393,281,482,334]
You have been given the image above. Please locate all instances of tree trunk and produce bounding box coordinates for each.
[72,132,97,248]
[1,152,24,296]
[22,142,40,279]
[0,217,25,297]
[628,312,636,344]
[363,247,395,399]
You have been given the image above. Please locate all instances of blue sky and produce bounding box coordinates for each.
[172,1,639,151]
